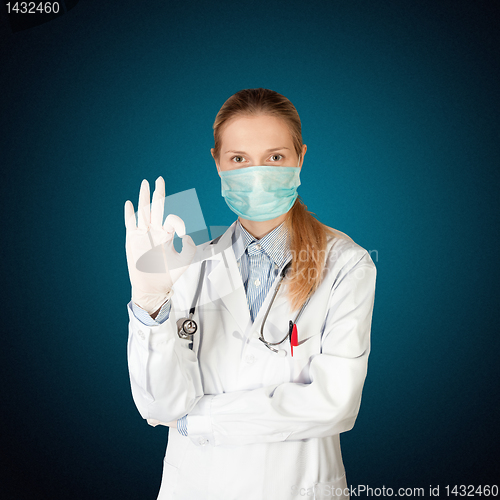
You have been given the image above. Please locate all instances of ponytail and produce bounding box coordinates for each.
[285,198,334,311]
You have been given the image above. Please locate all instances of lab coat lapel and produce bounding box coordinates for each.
[205,224,251,334]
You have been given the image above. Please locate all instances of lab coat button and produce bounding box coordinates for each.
[245,354,256,364]
[198,437,207,445]
[137,330,145,340]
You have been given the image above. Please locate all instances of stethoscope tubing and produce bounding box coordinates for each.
[179,257,311,354]
[258,261,311,353]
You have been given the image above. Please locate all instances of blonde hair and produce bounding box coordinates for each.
[212,88,334,311]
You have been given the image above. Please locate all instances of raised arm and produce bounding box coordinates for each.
[124,176,202,423]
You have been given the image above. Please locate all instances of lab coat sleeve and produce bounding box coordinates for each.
[185,250,377,447]
[127,297,205,424]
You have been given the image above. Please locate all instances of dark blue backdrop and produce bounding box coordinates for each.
[1,0,499,498]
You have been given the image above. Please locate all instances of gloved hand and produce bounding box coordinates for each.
[146,418,177,428]
[124,176,197,315]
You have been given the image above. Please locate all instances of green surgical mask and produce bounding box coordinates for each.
[219,156,301,221]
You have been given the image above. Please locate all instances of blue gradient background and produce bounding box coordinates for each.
[1,0,499,498]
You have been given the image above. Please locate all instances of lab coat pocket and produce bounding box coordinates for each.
[164,429,189,468]
[291,333,322,360]
[313,474,349,499]
[288,333,322,383]
[157,460,179,500]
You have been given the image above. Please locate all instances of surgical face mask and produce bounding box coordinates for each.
[219,155,301,222]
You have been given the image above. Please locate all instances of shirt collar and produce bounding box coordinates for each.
[232,219,291,268]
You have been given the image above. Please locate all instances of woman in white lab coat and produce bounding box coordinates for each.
[124,88,377,500]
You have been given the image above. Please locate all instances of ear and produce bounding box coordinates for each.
[211,148,221,175]
[299,144,307,170]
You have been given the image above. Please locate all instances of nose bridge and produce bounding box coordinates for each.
[254,169,265,188]
[248,148,271,167]
[248,154,262,167]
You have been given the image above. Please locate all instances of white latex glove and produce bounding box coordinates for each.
[124,176,197,314]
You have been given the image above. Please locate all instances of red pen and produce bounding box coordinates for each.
[288,320,299,356]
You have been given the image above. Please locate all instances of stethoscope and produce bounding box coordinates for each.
[176,260,207,350]
[258,261,311,357]
[177,257,311,356]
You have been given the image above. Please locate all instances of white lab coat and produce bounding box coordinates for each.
[127,221,377,500]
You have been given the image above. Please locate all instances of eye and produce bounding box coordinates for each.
[270,154,283,162]
[231,156,245,163]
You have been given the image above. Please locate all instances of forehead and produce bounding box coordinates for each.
[220,115,293,149]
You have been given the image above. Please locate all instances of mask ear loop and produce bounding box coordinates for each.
[297,154,301,168]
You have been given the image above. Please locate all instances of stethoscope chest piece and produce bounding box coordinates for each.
[177,318,198,339]
[175,261,207,348]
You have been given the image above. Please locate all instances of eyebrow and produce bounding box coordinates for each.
[224,147,290,154]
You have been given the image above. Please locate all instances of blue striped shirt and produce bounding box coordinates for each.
[130,220,290,436]
[234,220,291,321]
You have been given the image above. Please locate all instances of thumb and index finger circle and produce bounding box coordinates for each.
[163,215,197,261]
[163,214,186,237]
